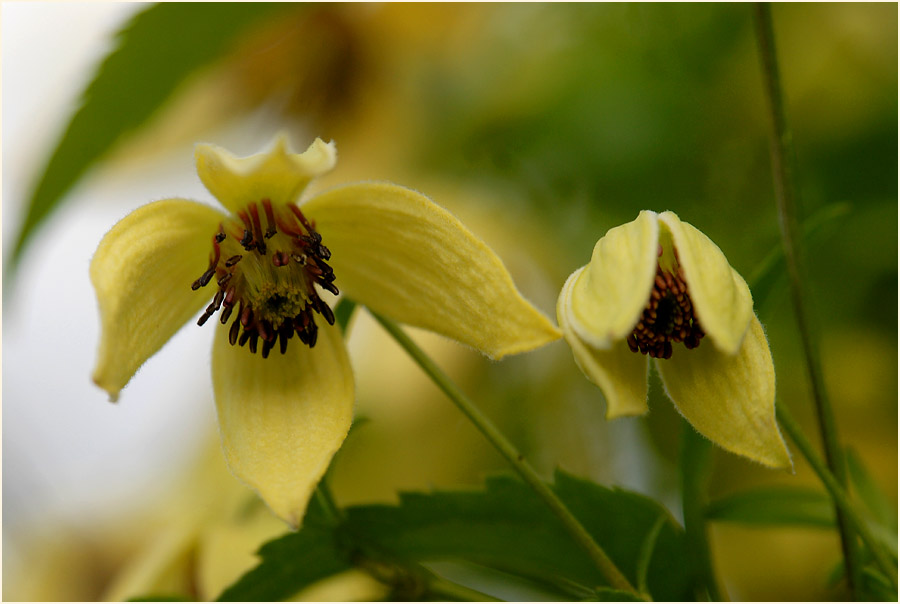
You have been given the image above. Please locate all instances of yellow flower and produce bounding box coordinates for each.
[91,135,560,527]
[557,210,791,468]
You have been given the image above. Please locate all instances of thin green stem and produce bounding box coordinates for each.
[372,312,641,598]
[752,2,860,592]
[679,423,727,601]
[776,404,898,589]
[313,479,343,524]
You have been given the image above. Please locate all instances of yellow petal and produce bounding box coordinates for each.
[658,211,753,355]
[558,268,649,418]
[91,199,225,401]
[195,135,337,213]
[657,316,792,468]
[301,182,560,359]
[567,210,659,349]
[211,320,354,528]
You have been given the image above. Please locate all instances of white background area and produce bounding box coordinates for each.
[2,2,226,544]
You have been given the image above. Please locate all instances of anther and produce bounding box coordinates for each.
[225,255,243,267]
[192,268,216,290]
[220,305,233,325]
[229,317,241,345]
[629,265,704,359]
[240,306,253,328]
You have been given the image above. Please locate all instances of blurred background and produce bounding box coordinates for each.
[3,3,896,600]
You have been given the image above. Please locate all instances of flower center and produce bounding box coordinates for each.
[191,199,337,358]
[626,265,704,359]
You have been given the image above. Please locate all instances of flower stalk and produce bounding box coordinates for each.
[679,423,727,601]
[372,311,641,597]
[752,2,860,591]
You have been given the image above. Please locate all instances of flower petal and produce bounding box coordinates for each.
[91,199,225,401]
[566,210,659,349]
[211,320,354,528]
[558,268,649,418]
[301,182,560,359]
[658,211,753,355]
[195,135,336,213]
[657,316,792,468]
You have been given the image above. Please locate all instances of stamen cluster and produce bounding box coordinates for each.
[626,265,704,359]
[192,199,337,358]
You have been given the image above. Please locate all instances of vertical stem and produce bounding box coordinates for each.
[776,405,897,588]
[680,423,727,601]
[372,312,641,598]
[751,2,860,593]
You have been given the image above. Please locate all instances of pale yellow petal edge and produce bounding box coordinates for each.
[302,182,561,360]
[558,267,650,418]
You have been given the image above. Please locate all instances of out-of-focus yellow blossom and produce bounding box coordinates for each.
[91,134,559,527]
[557,210,791,468]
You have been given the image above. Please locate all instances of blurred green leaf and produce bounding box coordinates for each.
[334,298,358,333]
[706,486,835,527]
[747,202,851,312]
[846,448,897,532]
[592,587,647,601]
[635,513,667,596]
[11,2,289,272]
[220,471,694,601]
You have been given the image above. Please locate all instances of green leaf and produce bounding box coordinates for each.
[551,471,693,600]
[345,471,693,601]
[221,472,694,601]
[705,486,836,527]
[846,448,897,531]
[334,298,358,333]
[217,493,352,602]
[10,2,291,272]
[747,202,851,311]
[592,587,647,601]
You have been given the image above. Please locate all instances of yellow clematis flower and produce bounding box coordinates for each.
[91,134,560,527]
[557,210,791,468]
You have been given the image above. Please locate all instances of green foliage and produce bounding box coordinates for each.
[705,486,836,527]
[747,202,851,313]
[219,471,695,601]
[10,2,290,271]
[846,448,898,535]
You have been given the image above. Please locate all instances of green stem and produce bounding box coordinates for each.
[313,479,343,524]
[372,312,641,597]
[679,423,727,601]
[776,404,898,588]
[752,2,860,593]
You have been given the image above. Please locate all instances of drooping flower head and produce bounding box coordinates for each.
[558,210,791,468]
[91,135,560,526]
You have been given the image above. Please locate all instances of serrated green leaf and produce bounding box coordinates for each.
[551,471,693,600]
[11,2,291,272]
[216,524,351,602]
[705,486,835,527]
[345,471,693,601]
[222,472,693,601]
